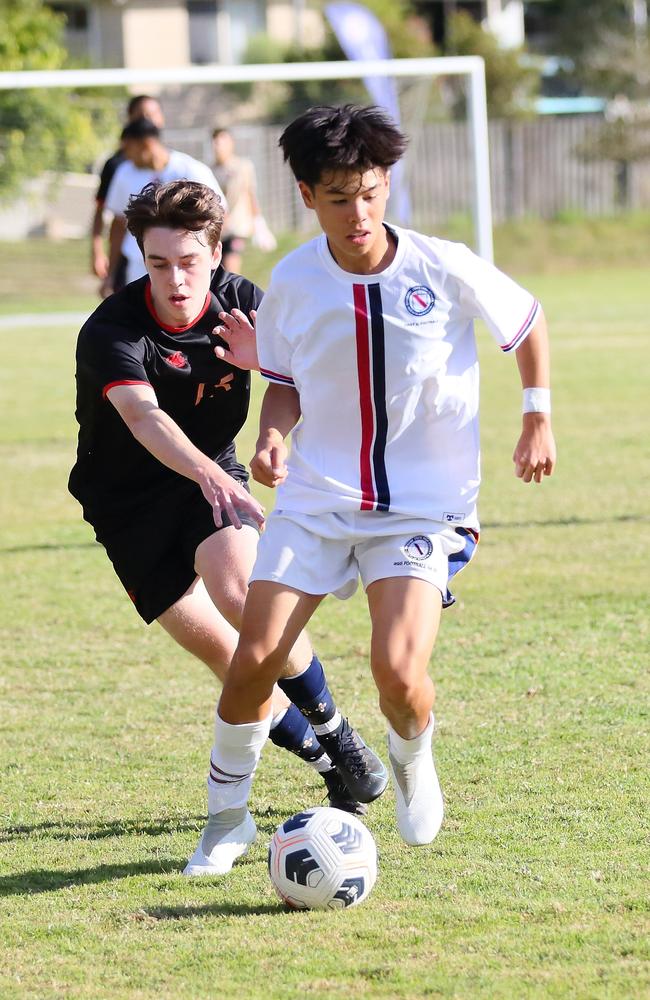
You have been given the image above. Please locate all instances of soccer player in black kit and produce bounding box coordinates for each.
[69,180,387,875]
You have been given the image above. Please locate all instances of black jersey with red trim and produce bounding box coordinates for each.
[69,267,262,529]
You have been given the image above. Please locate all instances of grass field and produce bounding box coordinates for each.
[1,237,649,999]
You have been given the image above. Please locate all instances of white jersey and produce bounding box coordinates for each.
[256,226,539,529]
[104,150,225,283]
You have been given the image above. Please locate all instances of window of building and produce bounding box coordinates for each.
[221,0,265,63]
[187,0,219,65]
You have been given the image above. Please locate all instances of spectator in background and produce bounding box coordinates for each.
[100,119,225,299]
[212,127,276,274]
[90,94,165,286]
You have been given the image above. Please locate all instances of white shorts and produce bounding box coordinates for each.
[250,510,479,606]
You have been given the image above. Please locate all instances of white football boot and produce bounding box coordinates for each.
[387,714,444,846]
[183,807,257,876]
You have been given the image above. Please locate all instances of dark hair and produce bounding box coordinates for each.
[121,117,160,142]
[279,104,408,187]
[212,126,230,139]
[125,180,225,252]
[127,94,160,117]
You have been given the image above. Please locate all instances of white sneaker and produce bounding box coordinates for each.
[388,742,444,846]
[183,808,256,876]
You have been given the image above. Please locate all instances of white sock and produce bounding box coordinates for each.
[388,713,435,764]
[207,710,271,814]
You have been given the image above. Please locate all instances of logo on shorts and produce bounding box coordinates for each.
[403,535,433,561]
[166,351,188,368]
[405,285,436,317]
[443,511,465,524]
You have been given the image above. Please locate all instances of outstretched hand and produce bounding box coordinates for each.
[213,309,259,371]
[197,462,265,530]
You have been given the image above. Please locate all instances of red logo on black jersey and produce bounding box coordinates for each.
[166,351,188,368]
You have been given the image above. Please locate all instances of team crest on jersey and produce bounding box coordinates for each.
[405,285,436,317]
[403,535,434,561]
[166,351,188,369]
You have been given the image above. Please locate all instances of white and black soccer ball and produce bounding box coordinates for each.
[268,806,377,910]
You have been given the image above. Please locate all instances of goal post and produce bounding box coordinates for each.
[0,56,493,261]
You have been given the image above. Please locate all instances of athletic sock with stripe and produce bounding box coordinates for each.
[207,710,271,814]
[277,656,342,740]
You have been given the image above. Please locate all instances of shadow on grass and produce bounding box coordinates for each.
[141,902,281,920]
[0,816,205,844]
[0,858,192,897]
[0,860,285,913]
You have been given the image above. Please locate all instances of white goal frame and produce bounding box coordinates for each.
[0,56,493,260]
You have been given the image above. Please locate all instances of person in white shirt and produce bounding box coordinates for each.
[212,126,276,274]
[185,104,556,872]
[90,94,165,285]
[100,117,225,297]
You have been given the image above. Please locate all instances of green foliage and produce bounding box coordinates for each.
[532,0,648,100]
[0,0,119,200]
[329,0,435,60]
[238,1,436,122]
[445,11,540,119]
[0,0,67,70]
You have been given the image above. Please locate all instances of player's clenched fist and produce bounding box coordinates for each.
[251,440,289,489]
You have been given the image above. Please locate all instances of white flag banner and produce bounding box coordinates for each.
[324,1,411,223]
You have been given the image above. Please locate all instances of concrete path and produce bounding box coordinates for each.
[0,312,89,330]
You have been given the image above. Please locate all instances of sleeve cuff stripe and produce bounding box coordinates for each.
[501,299,540,353]
[102,379,151,399]
[260,368,295,386]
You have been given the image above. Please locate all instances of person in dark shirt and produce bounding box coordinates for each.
[70,180,387,876]
[90,94,165,287]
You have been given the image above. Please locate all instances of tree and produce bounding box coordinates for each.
[528,0,649,99]
[535,2,650,204]
[236,0,437,122]
[445,11,540,119]
[0,0,117,200]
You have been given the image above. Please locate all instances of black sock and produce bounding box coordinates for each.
[277,655,343,739]
[269,704,333,772]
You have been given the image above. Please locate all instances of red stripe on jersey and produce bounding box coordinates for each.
[353,284,376,510]
[144,282,211,333]
[259,367,295,386]
[102,379,152,399]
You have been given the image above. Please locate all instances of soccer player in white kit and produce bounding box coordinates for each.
[187,104,556,867]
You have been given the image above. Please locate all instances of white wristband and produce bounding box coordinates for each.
[522,387,551,414]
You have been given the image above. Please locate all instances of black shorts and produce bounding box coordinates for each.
[97,447,259,624]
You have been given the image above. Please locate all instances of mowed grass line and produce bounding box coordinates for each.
[0,267,648,1000]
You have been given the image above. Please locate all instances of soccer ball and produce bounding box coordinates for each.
[268,806,377,910]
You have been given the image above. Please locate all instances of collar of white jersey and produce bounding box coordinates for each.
[317,223,407,283]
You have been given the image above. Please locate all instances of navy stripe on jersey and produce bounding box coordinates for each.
[353,283,390,512]
[501,299,539,352]
[368,284,390,511]
[260,366,295,386]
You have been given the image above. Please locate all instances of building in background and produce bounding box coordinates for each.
[412,1,525,49]
[46,0,324,69]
